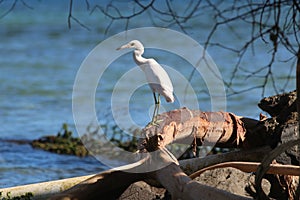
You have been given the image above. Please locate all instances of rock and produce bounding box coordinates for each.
[30,123,89,157]
[119,181,165,200]
[194,167,270,198]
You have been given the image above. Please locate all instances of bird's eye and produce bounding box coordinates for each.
[130,43,134,46]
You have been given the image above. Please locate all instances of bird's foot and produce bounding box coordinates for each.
[146,118,163,128]
[146,121,159,128]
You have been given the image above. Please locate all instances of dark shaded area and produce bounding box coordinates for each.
[258,90,300,165]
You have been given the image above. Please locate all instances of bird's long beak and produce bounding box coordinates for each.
[116,44,129,50]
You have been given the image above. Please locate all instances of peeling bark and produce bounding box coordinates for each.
[139,108,248,152]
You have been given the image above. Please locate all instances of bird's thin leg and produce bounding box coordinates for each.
[156,94,160,117]
[151,92,158,122]
[153,92,158,104]
[148,92,163,127]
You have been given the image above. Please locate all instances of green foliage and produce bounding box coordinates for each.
[109,126,139,152]
[30,122,140,157]
[31,123,89,157]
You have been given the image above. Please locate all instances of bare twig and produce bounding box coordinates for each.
[67,0,90,31]
[0,0,17,19]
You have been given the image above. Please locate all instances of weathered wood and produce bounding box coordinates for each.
[255,138,300,200]
[258,90,296,118]
[296,48,300,132]
[46,146,273,199]
[0,174,95,200]
[49,150,252,200]
[48,170,144,200]
[139,107,297,151]
[153,163,252,200]
[48,105,299,199]
[139,108,249,151]
[180,146,272,175]
[189,161,300,179]
[296,47,300,200]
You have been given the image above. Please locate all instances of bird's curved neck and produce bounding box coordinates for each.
[133,49,147,66]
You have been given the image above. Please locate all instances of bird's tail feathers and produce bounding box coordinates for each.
[165,93,175,103]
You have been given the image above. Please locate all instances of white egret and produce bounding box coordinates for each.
[116,40,174,123]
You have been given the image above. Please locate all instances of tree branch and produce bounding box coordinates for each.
[67,0,90,31]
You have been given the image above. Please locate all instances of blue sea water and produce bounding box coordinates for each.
[0,1,296,188]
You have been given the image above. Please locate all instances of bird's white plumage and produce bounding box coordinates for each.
[142,58,174,102]
[117,40,174,103]
[117,40,174,123]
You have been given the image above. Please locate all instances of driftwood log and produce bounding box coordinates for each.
[49,91,300,200]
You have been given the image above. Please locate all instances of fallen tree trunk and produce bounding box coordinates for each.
[3,146,297,199]
[48,145,298,199]
[48,96,299,200]
[49,148,299,200]
[0,174,95,199]
[49,148,252,200]
[138,108,250,150]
